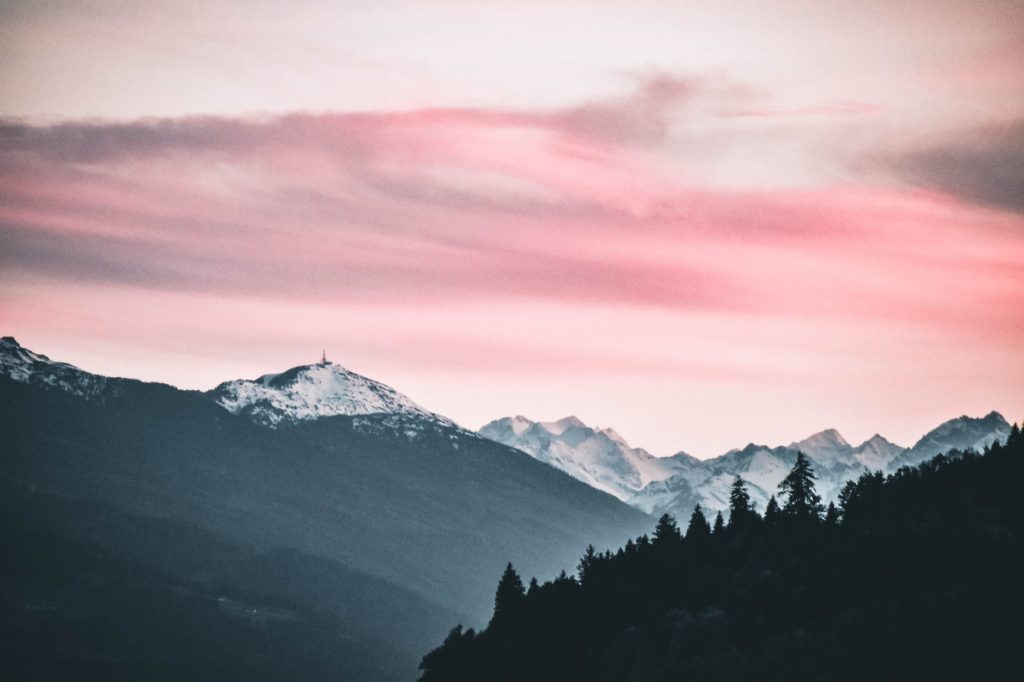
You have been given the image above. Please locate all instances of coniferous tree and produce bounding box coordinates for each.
[492,562,525,624]
[779,451,823,518]
[728,476,757,528]
[837,480,858,515]
[712,511,725,535]
[764,495,781,523]
[824,501,840,526]
[577,545,598,583]
[652,513,681,544]
[686,505,712,540]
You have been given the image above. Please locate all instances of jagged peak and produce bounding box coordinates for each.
[793,428,850,448]
[0,336,106,398]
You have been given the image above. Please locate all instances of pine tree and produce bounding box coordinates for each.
[652,513,681,544]
[779,451,823,518]
[824,501,840,526]
[686,505,712,540]
[712,511,725,535]
[837,480,858,515]
[764,495,781,523]
[492,562,525,624]
[728,476,757,528]
[577,544,598,583]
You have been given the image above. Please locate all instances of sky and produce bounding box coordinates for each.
[1,0,1023,457]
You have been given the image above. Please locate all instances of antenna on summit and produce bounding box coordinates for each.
[321,349,328,365]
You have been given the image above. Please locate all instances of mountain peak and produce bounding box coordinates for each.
[789,428,851,459]
[906,411,1012,462]
[1,337,106,398]
[479,415,691,501]
[208,361,454,428]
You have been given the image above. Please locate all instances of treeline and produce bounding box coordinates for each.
[420,424,1024,681]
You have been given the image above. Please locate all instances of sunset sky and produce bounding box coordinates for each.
[2,0,1022,457]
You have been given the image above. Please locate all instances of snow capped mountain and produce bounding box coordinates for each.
[852,434,905,471]
[208,360,456,428]
[482,411,1014,519]
[1,337,459,436]
[479,416,696,501]
[788,428,851,461]
[0,336,106,399]
[896,411,1011,468]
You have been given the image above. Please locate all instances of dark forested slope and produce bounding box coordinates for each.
[1,355,649,681]
[421,424,1024,681]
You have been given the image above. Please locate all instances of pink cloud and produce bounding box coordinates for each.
[2,77,1023,455]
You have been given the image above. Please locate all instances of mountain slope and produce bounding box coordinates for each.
[483,413,1010,521]
[896,411,1011,467]
[419,428,1024,682]
[480,416,695,501]
[209,359,454,428]
[0,338,651,680]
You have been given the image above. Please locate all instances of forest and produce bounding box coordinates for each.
[420,423,1024,681]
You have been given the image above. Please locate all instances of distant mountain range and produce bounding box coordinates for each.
[481,411,1012,520]
[0,337,649,681]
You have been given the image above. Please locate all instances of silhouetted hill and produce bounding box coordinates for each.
[420,424,1024,681]
[0,341,650,681]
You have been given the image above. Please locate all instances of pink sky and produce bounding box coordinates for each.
[2,1,1023,456]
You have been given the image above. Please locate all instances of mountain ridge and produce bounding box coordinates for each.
[483,412,1012,518]
[1,337,652,681]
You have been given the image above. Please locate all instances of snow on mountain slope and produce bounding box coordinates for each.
[484,411,1013,520]
[852,434,905,470]
[0,336,107,398]
[479,416,696,501]
[898,411,1011,467]
[788,429,852,462]
[208,360,456,428]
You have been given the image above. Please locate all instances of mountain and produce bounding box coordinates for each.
[479,416,696,501]
[896,411,1012,467]
[209,359,454,428]
[0,338,651,681]
[0,336,107,398]
[419,427,1024,682]
[482,413,1012,521]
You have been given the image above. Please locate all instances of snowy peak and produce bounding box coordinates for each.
[0,336,106,399]
[904,411,1011,464]
[788,428,851,460]
[479,416,693,501]
[208,360,454,428]
[851,434,905,471]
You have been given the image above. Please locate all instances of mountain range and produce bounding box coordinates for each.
[0,337,649,681]
[481,411,1012,520]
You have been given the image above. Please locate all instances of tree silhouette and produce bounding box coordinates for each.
[712,511,725,535]
[728,476,757,528]
[577,545,598,583]
[420,427,1024,682]
[652,513,681,545]
[824,501,840,526]
[764,495,781,523]
[686,505,712,540]
[779,451,823,518]
[492,562,525,624]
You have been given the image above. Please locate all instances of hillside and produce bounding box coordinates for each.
[0,339,650,680]
[420,423,1024,681]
